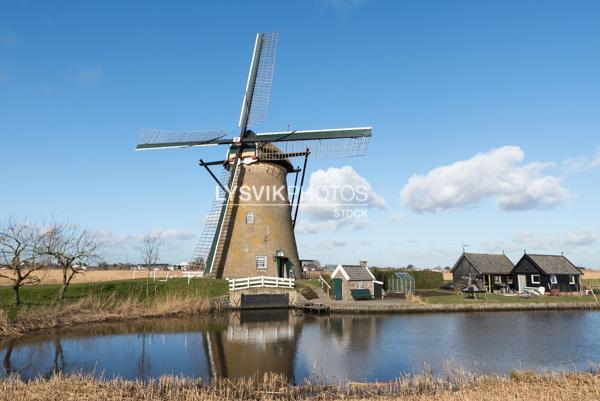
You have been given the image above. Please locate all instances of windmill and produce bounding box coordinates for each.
[136,32,372,280]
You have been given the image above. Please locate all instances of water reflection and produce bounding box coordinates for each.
[1,311,600,382]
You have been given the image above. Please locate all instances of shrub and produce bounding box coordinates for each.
[371,268,444,290]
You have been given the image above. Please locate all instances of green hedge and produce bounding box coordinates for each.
[370,268,444,290]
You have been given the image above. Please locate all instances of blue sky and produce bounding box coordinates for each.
[1,0,599,267]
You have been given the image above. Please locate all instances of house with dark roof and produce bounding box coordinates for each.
[512,254,582,294]
[331,261,378,300]
[451,253,515,292]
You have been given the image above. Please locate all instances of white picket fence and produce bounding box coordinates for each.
[228,276,294,291]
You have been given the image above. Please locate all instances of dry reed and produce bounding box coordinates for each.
[0,370,598,401]
[0,293,222,339]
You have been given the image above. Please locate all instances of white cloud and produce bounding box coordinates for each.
[561,147,600,175]
[295,166,384,233]
[149,228,196,241]
[94,227,195,247]
[400,146,569,213]
[0,27,17,47]
[592,148,600,168]
[564,229,597,247]
[387,213,406,223]
[76,65,102,85]
[506,230,597,252]
[94,229,136,248]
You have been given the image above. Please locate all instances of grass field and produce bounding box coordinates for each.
[0,277,228,308]
[0,269,172,286]
[0,371,598,401]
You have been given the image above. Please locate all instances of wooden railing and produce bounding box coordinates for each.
[181,271,204,284]
[319,275,331,296]
[228,276,295,291]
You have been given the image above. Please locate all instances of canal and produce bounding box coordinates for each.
[2,310,599,382]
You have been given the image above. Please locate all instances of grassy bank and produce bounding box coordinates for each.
[0,371,598,401]
[0,278,228,339]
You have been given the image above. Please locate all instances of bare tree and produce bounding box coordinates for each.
[0,217,47,305]
[42,220,101,301]
[137,233,163,292]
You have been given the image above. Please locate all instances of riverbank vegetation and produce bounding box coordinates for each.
[0,278,228,339]
[0,370,598,401]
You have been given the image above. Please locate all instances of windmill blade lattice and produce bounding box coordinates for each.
[247,32,278,126]
[190,169,230,270]
[257,136,371,160]
[253,127,372,159]
[136,129,229,150]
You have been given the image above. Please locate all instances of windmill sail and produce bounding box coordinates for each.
[190,170,230,270]
[239,32,278,131]
[253,127,372,159]
[136,129,229,150]
[247,32,277,126]
[203,158,243,277]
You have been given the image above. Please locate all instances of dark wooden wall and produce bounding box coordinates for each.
[452,256,481,290]
[512,257,580,292]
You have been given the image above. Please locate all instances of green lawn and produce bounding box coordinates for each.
[294,279,321,290]
[0,278,229,310]
[417,289,597,305]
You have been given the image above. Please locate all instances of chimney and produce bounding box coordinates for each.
[359,260,368,268]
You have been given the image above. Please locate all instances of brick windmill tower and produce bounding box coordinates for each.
[136,32,372,279]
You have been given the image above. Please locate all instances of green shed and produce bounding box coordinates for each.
[387,272,415,294]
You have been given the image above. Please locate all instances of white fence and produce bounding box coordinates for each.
[228,276,294,291]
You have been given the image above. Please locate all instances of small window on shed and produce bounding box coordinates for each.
[256,256,266,269]
[507,276,513,285]
[550,274,558,284]
[531,274,540,284]
[246,211,254,224]
[494,276,502,284]
[569,275,575,285]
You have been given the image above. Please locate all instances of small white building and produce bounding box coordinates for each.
[331,261,377,300]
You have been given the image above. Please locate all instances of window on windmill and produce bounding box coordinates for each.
[246,211,254,224]
[256,256,267,269]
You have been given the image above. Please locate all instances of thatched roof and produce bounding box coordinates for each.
[461,253,514,274]
[525,254,581,275]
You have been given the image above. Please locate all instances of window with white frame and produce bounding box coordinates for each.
[246,211,254,224]
[569,275,575,285]
[531,274,540,284]
[507,276,513,285]
[494,276,502,284]
[550,274,558,285]
[256,256,266,269]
